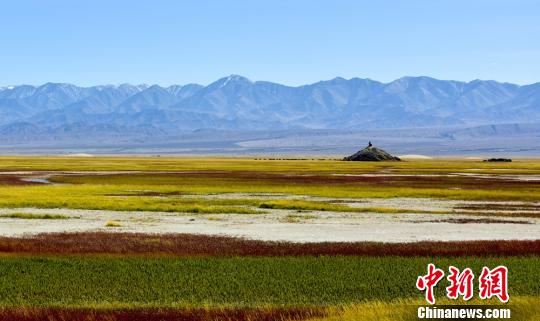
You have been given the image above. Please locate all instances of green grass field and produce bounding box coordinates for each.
[0,256,537,308]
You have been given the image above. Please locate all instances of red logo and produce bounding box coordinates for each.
[479,266,509,303]
[446,266,474,301]
[416,263,445,304]
[416,264,509,304]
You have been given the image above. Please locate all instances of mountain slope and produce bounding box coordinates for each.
[0,76,538,137]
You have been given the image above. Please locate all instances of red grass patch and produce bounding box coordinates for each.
[0,307,325,321]
[0,232,538,257]
[0,176,43,186]
[171,172,540,190]
[54,171,540,191]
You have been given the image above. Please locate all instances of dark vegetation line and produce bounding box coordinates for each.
[0,307,325,321]
[1,232,539,256]
[52,171,540,190]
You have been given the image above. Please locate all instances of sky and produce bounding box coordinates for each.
[0,0,539,87]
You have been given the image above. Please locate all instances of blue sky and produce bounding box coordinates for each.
[1,0,539,86]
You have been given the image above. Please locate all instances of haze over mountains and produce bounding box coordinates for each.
[1,75,539,155]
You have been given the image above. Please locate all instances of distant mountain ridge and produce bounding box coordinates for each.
[1,75,539,138]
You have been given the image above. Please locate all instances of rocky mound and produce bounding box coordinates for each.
[484,158,512,162]
[344,144,401,161]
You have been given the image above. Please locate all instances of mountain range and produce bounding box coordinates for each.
[1,75,539,135]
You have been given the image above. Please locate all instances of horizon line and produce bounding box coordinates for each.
[1,75,538,89]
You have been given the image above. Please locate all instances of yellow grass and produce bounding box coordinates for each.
[309,297,540,321]
[104,220,122,227]
[0,156,539,174]
[0,213,70,219]
[0,157,538,214]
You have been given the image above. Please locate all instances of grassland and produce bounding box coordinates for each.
[0,181,537,216]
[0,159,538,215]
[0,306,325,321]
[1,298,537,321]
[0,157,538,320]
[311,296,540,321]
[1,233,538,319]
[0,157,537,217]
[1,233,540,257]
[0,256,537,307]
[49,169,540,201]
[0,156,539,174]
[0,182,537,216]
